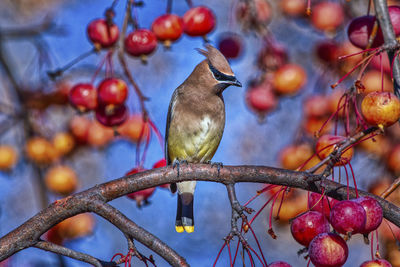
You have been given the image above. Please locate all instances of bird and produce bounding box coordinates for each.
[165,44,242,233]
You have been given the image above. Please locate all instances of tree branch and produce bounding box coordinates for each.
[373,0,400,96]
[34,240,115,267]
[88,200,188,267]
[1,164,400,264]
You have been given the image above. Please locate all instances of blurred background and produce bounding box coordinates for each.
[1,0,400,266]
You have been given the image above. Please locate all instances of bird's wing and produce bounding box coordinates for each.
[165,88,180,165]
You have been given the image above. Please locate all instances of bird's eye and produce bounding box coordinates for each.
[213,72,223,80]
[208,62,224,81]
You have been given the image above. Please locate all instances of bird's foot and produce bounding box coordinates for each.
[206,161,223,177]
[172,159,188,177]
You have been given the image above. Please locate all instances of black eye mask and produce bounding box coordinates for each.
[208,61,237,83]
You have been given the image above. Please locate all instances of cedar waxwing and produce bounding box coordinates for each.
[165,44,242,233]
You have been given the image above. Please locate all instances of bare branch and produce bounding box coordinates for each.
[88,200,189,267]
[373,0,400,96]
[1,164,400,264]
[34,240,115,267]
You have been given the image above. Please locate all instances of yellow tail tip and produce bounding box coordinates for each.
[184,226,194,233]
[175,226,184,233]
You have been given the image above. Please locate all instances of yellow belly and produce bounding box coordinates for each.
[167,120,223,163]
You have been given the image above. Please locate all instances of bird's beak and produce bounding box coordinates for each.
[229,78,242,87]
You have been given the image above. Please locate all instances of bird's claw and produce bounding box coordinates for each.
[172,159,188,177]
[206,161,223,177]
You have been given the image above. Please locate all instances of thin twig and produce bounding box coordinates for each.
[35,240,116,267]
[380,176,400,199]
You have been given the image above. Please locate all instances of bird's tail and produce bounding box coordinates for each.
[175,192,194,233]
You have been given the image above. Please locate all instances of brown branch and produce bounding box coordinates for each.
[88,200,188,267]
[1,164,400,264]
[380,176,400,199]
[373,0,400,97]
[34,240,115,267]
[225,184,254,260]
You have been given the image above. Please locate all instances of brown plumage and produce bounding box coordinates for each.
[165,44,241,233]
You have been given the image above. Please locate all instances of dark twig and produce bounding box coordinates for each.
[34,240,116,267]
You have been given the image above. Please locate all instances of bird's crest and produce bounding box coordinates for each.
[196,44,234,76]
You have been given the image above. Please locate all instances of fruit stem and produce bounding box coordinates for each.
[342,164,350,200]
[308,188,325,211]
[338,47,377,61]
[332,51,377,88]
[139,121,152,167]
[268,188,281,232]
[246,245,264,267]
[118,1,149,118]
[381,53,384,92]
[243,184,275,207]
[347,160,358,197]
[356,51,377,81]
[232,238,240,266]
[147,118,164,155]
[375,230,380,259]
[226,242,233,267]
[246,223,268,267]
[212,241,226,267]
[366,20,380,50]
[90,50,111,84]
[247,187,282,227]
[371,229,375,260]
